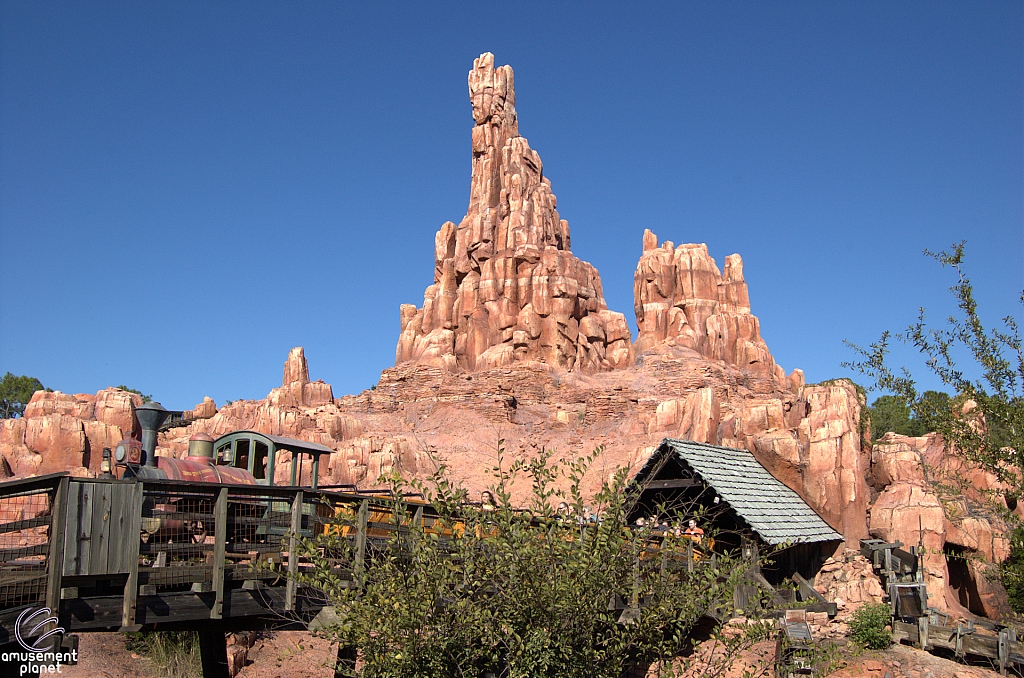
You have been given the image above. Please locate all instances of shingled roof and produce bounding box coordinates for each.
[635,438,843,546]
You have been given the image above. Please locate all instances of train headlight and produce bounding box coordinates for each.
[114,444,127,462]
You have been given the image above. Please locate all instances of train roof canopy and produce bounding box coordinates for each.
[213,430,334,456]
[634,438,843,546]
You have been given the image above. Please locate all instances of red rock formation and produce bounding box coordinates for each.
[813,550,885,610]
[868,432,1013,619]
[396,53,632,373]
[634,229,793,384]
[0,388,143,476]
[268,347,334,407]
[186,396,218,420]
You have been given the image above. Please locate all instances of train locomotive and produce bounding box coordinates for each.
[113,402,330,487]
[110,401,334,547]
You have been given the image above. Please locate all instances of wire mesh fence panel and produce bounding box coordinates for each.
[138,486,222,567]
[0,484,56,608]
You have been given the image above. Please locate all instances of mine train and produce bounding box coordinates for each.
[110,402,711,560]
[113,402,330,488]
[110,401,393,545]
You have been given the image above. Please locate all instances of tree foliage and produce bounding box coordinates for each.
[866,391,952,441]
[0,372,47,419]
[115,385,152,403]
[845,242,1022,488]
[298,446,758,678]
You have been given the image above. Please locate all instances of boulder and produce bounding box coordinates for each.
[24,413,86,473]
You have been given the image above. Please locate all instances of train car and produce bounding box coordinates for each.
[211,430,332,489]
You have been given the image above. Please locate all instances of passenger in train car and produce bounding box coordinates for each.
[683,519,705,542]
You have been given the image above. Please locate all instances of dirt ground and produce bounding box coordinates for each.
[59,630,337,678]
[831,643,1007,678]
[234,631,337,678]
[56,630,1007,678]
[60,632,153,678]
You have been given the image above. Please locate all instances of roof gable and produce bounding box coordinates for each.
[637,438,843,546]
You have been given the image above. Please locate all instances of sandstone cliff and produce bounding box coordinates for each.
[0,388,142,476]
[396,53,632,373]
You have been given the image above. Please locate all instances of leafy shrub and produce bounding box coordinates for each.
[1001,524,1024,613]
[299,445,756,678]
[848,603,892,649]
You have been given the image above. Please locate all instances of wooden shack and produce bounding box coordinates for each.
[630,438,843,585]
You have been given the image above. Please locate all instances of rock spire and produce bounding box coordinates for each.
[634,229,800,387]
[396,53,632,373]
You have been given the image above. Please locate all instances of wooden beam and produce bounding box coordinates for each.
[354,500,369,589]
[45,476,70,617]
[119,482,144,631]
[0,516,49,535]
[33,585,319,632]
[198,628,230,678]
[792,572,828,604]
[285,490,303,612]
[211,487,228,619]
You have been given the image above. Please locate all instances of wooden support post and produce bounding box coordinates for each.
[792,572,829,604]
[998,627,1009,675]
[45,477,70,624]
[631,555,639,610]
[918,615,929,650]
[211,487,228,619]
[198,629,230,678]
[686,539,694,573]
[354,500,369,588]
[120,481,144,630]
[285,490,303,612]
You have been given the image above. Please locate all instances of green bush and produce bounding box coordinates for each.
[1001,524,1024,613]
[0,372,48,418]
[848,603,892,649]
[299,445,757,678]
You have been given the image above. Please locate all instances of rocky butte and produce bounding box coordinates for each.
[1,53,1015,622]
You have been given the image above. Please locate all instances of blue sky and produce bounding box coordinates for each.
[1,2,1021,410]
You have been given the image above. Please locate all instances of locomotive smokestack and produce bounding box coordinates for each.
[134,401,169,467]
